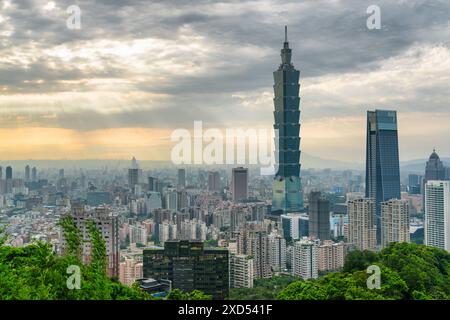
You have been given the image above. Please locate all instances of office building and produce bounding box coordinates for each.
[232,167,248,203]
[143,241,229,299]
[148,176,159,192]
[25,165,30,182]
[381,199,410,248]
[424,181,450,251]
[207,171,221,193]
[165,189,178,213]
[408,174,422,195]
[308,191,331,240]
[347,198,377,251]
[5,166,12,180]
[271,27,303,214]
[128,168,139,190]
[365,110,401,242]
[281,213,309,240]
[31,167,37,182]
[177,168,186,189]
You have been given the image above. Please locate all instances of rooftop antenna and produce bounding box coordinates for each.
[285,25,288,43]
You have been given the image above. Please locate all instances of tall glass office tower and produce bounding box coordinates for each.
[365,110,401,242]
[271,27,303,214]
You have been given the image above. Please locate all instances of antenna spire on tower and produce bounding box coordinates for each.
[285,25,288,43]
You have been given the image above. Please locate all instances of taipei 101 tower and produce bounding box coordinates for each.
[271,26,304,214]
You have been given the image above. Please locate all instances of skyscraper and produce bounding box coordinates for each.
[272,26,303,214]
[232,167,248,203]
[365,110,401,241]
[31,167,37,182]
[177,168,186,189]
[424,149,446,182]
[25,165,30,182]
[5,166,12,180]
[128,168,139,190]
[424,180,450,251]
[381,199,410,248]
[308,191,331,240]
[148,176,159,192]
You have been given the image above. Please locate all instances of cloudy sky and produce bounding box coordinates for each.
[1,0,450,163]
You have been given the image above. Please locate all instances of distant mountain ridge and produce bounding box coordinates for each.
[0,156,448,171]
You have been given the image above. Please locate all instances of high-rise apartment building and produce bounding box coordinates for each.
[381,199,410,248]
[308,191,330,240]
[64,203,120,277]
[229,254,254,288]
[129,223,148,245]
[268,232,286,272]
[317,240,347,272]
[232,167,248,203]
[248,231,272,279]
[143,241,229,299]
[293,238,318,280]
[271,27,303,214]
[424,180,450,251]
[119,256,143,287]
[347,198,377,251]
[365,110,401,241]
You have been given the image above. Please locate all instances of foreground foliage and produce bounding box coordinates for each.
[0,219,209,300]
[277,243,450,300]
[0,218,151,300]
[229,276,298,300]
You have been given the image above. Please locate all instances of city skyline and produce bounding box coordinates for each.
[1,1,450,162]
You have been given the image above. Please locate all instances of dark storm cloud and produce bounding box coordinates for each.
[1,0,450,130]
